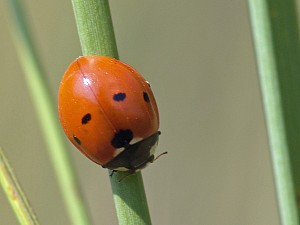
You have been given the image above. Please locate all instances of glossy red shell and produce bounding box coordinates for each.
[58,56,159,165]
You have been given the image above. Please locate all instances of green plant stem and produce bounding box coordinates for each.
[71,0,118,57]
[109,172,152,225]
[0,148,39,225]
[71,0,152,224]
[6,1,92,225]
[248,0,300,224]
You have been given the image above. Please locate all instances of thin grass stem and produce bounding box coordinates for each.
[0,148,39,225]
[6,1,92,224]
[248,0,300,224]
[71,0,152,224]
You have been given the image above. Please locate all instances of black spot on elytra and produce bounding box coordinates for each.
[143,92,150,103]
[113,93,126,101]
[73,136,81,145]
[111,129,133,148]
[82,113,91,124]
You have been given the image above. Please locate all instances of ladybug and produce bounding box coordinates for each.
[58,56,165,174]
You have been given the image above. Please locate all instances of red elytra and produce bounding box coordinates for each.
[58,56,161,173]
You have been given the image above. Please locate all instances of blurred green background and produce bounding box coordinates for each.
[0,0,281,224]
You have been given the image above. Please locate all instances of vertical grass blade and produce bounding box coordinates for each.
[71,0,152,224]
[0,148,40,225]
[248,0,300,224]
[6,1,92,224]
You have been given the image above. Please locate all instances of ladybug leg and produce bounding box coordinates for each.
[109,170,117,177]
[118,171,135,182]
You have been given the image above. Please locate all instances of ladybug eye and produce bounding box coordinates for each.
[73,135,81,145]
[81,113,91,124]
[113,92,126,101]
[111,129,133,148]
[143,92,150,103]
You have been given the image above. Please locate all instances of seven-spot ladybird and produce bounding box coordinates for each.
[58,56,164,174]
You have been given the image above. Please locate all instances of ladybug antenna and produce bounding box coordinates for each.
[154,151,168,161]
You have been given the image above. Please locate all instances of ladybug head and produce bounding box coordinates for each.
[103,131,162,172]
